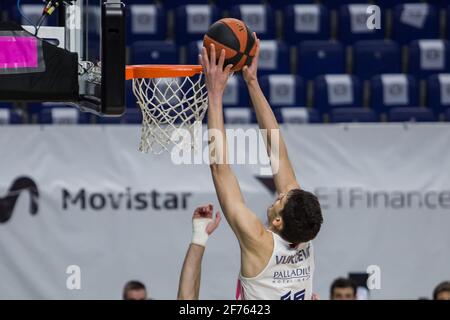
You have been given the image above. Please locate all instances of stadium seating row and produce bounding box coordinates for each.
[5,0,450,10]
[132,39,450,80]
[2,103,449,125]
[1,72,450,124]
[5,3,450,45]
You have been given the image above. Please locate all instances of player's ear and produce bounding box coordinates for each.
[272,216,283,231]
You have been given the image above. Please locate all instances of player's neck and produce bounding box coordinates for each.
[267,225,279,235]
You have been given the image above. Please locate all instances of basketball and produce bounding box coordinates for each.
[203,18,257,72]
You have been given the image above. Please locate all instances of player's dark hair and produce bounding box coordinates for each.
[330,278,357,298]
[279,189,323,244]
[123,280,146,300]
[433,281,450,300]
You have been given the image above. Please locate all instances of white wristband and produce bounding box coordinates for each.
[192,218,212,247]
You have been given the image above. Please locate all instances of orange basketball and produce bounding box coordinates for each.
[203,18,257,72]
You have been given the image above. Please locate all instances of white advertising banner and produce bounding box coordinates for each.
[0,124,449,300]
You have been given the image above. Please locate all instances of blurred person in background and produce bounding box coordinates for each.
[433,281,450,300]
[123,280,147,300]
[330,278,357,300]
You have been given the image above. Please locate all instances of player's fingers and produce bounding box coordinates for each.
[196,204,209,216]
[218,49,226,70]
[201,47,210,70]
[215,211,221,224]
[199,54,206,72]
[224,64,233,74]
[210,43,216,66]
[206,212,221,234]
[253,38,260,66]
[205,204,213,217]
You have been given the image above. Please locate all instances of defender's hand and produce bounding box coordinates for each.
[193,204,221,235]
[191,204,222,246]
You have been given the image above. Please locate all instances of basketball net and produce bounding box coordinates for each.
[131,73,208,154]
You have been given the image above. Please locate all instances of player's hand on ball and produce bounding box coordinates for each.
[200,44,233,99]
[242,33,260,85]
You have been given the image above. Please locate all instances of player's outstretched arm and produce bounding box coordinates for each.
[177,204,221,300]
[242,34,300,195]
[200,45,266,249]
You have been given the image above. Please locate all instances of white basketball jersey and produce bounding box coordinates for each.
[236,231,315,300]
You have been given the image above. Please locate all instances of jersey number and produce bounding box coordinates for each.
[281,289,305,300]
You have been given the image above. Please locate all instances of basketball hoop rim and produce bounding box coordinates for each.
[125,65,203,80]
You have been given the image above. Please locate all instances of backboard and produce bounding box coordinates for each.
[75,0,126,116]
[0,0,126,116]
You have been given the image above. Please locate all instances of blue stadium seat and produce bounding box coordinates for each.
[408,40,450,78]
[307,109,322,123]
[126,4,166,44]
[314,75,363,114]
[297,41,346,80]
[26,103,43,119]
[123,109,143,124]
[130,41,179,64]
[427,74,450,114]
[330,108,378,123]
[229,5,276,39]
[224,107,253,124]
[164,0,208,10]
[370,74,419,113]
[187,41,203,64]
[38,106,89,124]
[28,103,79,121]
[0,106,23,125]
[388,107,435,122]
[283,4,330,44]
[446,108,450,121]
[251,108,283,124]
[216,0,262,10]
[448,6,450,40]
[174,4,219,44]
[280,107,318,124]
[353,40,401,80]
[223,76,249,108]
[1,1,12,20]
[338,4,385,44]
[427,0,448,9]
[392,4,439,45]
[268,0,315,10]
[373,0,411,9]
[321,0,369,10]
[97,109,142,124]
[126,0,158,3]
[257,40,290,75]
[259,75,305,108]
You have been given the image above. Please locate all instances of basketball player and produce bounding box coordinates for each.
[177,204,221,300]
[200,35,323,300]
